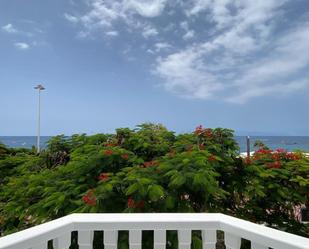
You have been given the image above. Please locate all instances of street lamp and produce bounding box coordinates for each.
[34,84,45,153]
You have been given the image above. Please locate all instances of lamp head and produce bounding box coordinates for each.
[34,84,45,90]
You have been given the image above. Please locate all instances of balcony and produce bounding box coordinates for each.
[0,213,308,249]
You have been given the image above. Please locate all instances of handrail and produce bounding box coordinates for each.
[219,214,309,249]
[0,213,308,249]
[0,214,74,249]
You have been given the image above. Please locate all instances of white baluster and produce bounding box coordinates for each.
[104,230,118,249]
[154,230,166,249]
[129,230,142,249]
[78,230,93,249]
[225,233,241,249]
[251,242,268,249]
[31,242,47,249]
[53,233,71,249]
[202,230,217,249]
[178,230,191,249]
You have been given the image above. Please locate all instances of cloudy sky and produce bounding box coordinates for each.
[1,0,309,135]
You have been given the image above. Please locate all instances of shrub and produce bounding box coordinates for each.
[0,123,308,243]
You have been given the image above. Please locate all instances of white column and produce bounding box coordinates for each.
[202,230,217,249]
[224,233,241,249]
[129,230,142,249]
[154,230,166,249]
[104,230,118,249]
[53,233,71,249]
[178,230,191,249]
[251,242,268,249]
[78,230,93,249]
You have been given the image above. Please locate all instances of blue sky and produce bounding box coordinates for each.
[1,0,309,136]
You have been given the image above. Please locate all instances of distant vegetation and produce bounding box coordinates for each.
[0,123,308,243]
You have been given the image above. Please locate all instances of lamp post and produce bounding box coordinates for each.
[34,84,45,153]
[246,136,250,158]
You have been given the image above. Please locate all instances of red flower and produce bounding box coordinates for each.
[294,154,301,160]
[256,149,273,155]
[106,143,115,147]
[204,128,213,138]
[208,155,216,162]
[276,148,286,153]
[272,153,281,161]
[121,154,129,160]
[244,157,251,165]
[127,197,135,208]
[194,125,203,135]
[136,200,145,209]
[104,150,113,155]
[82,190,96,206]
[286,152,301,161]
[98,173,109,181]
[143,162,151,167]
[82,195,89,203]
[143,161,158,168]
[199,143,205,150]
[267,161,282,169]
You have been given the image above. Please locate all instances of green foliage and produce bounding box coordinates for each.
[239,149,309,235]
[0,143,10,159]
[0,123,308,246]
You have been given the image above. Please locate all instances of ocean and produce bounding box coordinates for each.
[0,136,52,150]
[1,136,309,152]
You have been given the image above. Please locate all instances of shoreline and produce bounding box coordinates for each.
[239,151,309,157]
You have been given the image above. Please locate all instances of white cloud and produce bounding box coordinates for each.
[155,47,224,99]
[186,0,212,16]
[147,48,155,54]
[180,21,189,30]
[154,1,309,103]
[155,42,172,52]
[66,0,308,103]
[183,30,195,40]
[186,0,286,28]
[142,25,158,38]
[69,0,169,36]
[180,21,195,40]
[2,22,44,39]
[126,0,168,17]
[14,42,30,50]
[2,23,18,33]
[64,13,79,23]
[226,23,309,103]
[227,80,309,104]
[79,0,121,29]
[105,30,119,36]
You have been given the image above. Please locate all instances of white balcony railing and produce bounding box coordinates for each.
[0,213,308,249]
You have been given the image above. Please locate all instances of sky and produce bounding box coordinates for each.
[1,0,309,136]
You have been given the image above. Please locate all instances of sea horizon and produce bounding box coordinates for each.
[1,135,309,153]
